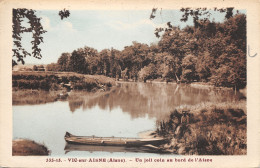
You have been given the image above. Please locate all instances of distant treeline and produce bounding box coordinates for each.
[47,14,246,89]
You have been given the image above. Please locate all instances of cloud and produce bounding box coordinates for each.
[61,21,76,32]
[108,19,166,31]
[53,21,76,33]
[41,16,51,30]
[40,15,76,33]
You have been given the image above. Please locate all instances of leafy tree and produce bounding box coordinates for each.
[207,14,246,89]
[13,8,70,67]
[150,7,235,38]
[121,42,150,79]
[158,28,188,80]
[69,50,87,74]
[12,9,47,67]
[78,46,99,74]
[179,8,234,28]
[121,68,128,80]
[99,49,111,76]
[110,49,122,78]
[180,8,212,28]
[196,51,212,82]
[46,63,60,71]
[181,54,199,82]
[59,9,70,20]
[57,53,70,71]
[46,8,246,89]
[138,64,158,82]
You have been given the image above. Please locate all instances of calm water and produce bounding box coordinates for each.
[13,82,241,156]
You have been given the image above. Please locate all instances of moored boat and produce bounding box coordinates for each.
[64,132,167,147]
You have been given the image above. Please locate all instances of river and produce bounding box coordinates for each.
[13,82,242,156]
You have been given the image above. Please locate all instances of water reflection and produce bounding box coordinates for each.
[64,144,171,154]
[68,82,241,120]
[13,82,242,156]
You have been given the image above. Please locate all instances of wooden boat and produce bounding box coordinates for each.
[64,132,167,147]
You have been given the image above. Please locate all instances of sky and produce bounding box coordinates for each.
[18,9,245,65]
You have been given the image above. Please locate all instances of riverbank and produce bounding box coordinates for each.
[12,139,49,156]
[155,101,246,155]
[120,78,246,92]
[13,71,115,91]
[12,71,116,105]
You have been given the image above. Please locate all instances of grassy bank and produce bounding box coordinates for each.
[156,101,246,155]
[12,71,116,105]
[12,71,115,91]
[12,139,49,156]
[12,90,61,105]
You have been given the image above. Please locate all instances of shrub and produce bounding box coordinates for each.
[157,102,246,155]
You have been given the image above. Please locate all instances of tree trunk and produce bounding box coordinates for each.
[175,73,180,83]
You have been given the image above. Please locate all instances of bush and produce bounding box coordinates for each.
[157,102,246,155]
[72,78,99,91]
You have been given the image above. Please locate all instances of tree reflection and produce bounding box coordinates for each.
[67,83,241,120]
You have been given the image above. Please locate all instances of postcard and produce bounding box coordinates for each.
[0,0,260,167]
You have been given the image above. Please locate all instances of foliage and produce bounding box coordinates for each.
[157,101,246,155]
[46,63,60,71]
[59,9,70,20]
[57,53,70,71]
[12,8,47,67]
[138,64,158,81]
[13,8,246,89]
[179,7,234,28]
[72,78,98,91]
[150,7,235,37]
[12,71,115,91]
[13,8,70,67]
[69,50,87,74]
[46,10,246,89]
[181,54,199,82]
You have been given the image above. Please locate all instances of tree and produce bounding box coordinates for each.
[179,8,234,28]
[181,54,199,82]
[109,48,121,78]
[57,53,70,71]
[206,14,246,89]
[121,68,128,80]
[99,49,111,76]
[46,63,60,71]
[83,47,99,74]
[158,27,188,80]
[69,50,87,74]
[42,8,245,89]
[138,64,158,82]
[196,51,212,82]
[58,9,70,20]
[12,9,47,67]
[150,7,235,38]
[149,8,246,88]
[13,8,70,67]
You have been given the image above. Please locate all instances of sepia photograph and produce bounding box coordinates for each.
[1,0,260,167]
[12,7,247,156]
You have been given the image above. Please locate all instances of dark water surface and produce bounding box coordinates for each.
[13,82,241,156]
